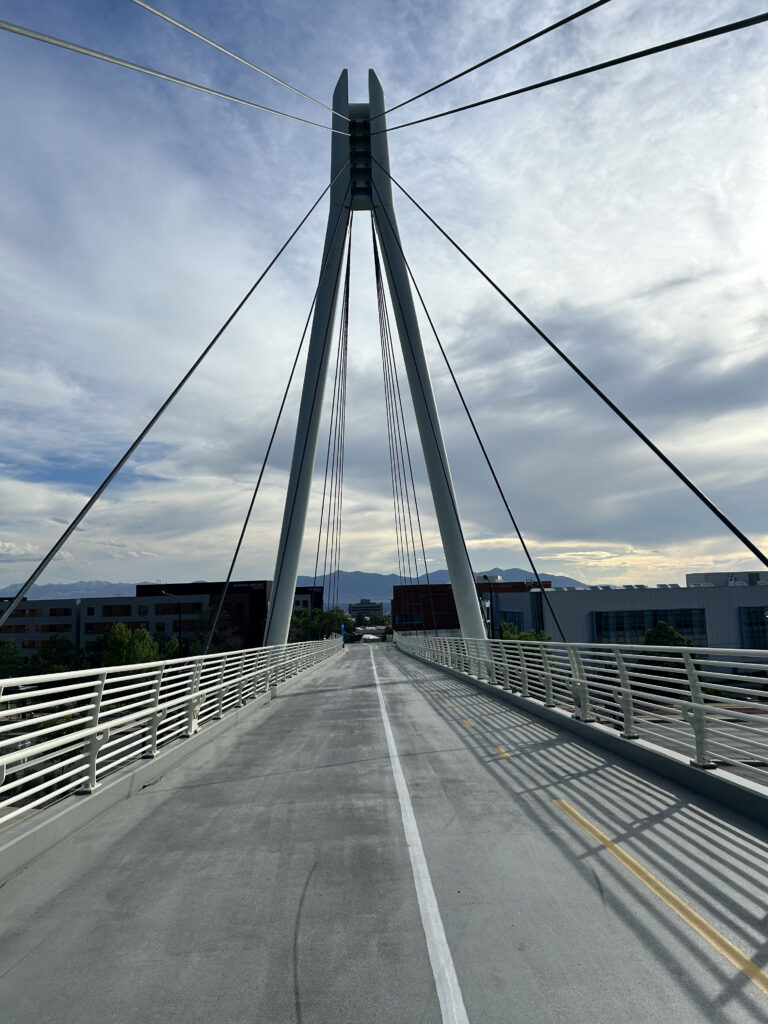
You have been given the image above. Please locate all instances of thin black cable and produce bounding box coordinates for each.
[371,201,485,634]
[376,0,615,118]
[204,187,354,653]
[0,19,348,135]
[204,299,316,653]
[373,195,567,642]
[0,165,349,631]
[129,0,351,122]
[373,13,768,134]
[375,159,768,572]
[262,204,353,642]
[372,218,439,634]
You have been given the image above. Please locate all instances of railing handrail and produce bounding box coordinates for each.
[395,632,768,786]
[0,636,343,829]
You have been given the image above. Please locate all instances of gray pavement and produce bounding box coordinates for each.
[2,645,768,1022]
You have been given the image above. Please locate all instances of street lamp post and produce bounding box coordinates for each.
[162,590,182,654]
[482,575,494,640]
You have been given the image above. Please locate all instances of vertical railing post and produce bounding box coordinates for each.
[517,642,529,697]
[681,650,714,767]
[499,642,511,690]
[568,646,594,722]
[540,646,556,707]
[186,660,203,736]
[144,664,167,758]
[80,672,109,793]
[612,649,638,738]
[485,640,498,685]
[216,654,229,719]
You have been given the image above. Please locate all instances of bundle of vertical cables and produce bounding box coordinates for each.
[371,217,438,631]
[312,226,352,611]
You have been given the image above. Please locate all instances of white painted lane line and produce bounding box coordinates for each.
[370,649,470,1024]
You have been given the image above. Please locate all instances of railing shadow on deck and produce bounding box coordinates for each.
[383,646,768,1020]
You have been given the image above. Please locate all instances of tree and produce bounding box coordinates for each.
[289,606,355,643]
[643,620,692,647]
[127,628,159,664]
[155,633,179,660]
[500,621,551,642]
[30,635,84,674]
[101,623,132,666]
[101,624,159,666]
[0,639,24,679]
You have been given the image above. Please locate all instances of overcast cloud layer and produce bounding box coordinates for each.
[1,0,766,590]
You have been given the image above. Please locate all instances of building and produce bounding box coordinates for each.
[686,571,768,588]
[293,586,324,614]
[1,580,324,662]
[392,580,550,635]
[0,598,82,659]
[392,577,768,649]
[349,598,384,622]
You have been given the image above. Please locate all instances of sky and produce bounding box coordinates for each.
[0,0,766,591]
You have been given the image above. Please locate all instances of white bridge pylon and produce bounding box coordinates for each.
[263,69,486,646]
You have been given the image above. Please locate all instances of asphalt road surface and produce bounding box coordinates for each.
[1,644,767,1023]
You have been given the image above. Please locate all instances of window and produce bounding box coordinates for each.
[155,603,177,615]
[739,607,768,649]
[593,608,707,646]
[101,605,132,617]
[138,605,148,615]
[35,624,72,634]
[156,621,166,632]
[0,624,27,633]
[10,607,42,618]
[21,640,43,649]
[49,607,72,617]
[87,607,95,616]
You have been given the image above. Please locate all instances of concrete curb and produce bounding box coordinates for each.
[0,650,344,887]
[402,649,768,829]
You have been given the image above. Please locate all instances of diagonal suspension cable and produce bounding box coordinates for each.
[371,183,566,642]
[376,0,615,118]
[0,18,347,134]
[204,190,354,653]
[374,12,768,134]
[372,216,439,634]
[129,0,350,122]
[0,164,349,631]
[373,159,768,572]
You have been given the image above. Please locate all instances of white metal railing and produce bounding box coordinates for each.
[395,633,768,786]
[0,637,342,830]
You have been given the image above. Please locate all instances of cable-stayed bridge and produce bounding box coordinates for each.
[2,5,768,1021]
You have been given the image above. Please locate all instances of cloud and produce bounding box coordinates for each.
[0,1,766,590]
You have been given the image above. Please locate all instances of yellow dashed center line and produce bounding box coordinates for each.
[444,701,453,708]
[461,718,474,727]
[554,798,768,998]
[495,747,511,759]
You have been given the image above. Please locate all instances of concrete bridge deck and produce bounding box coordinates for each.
[1,645,767,1022]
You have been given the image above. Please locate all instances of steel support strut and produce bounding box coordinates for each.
[263,72,351,646]
[368,70,485,640]
[265,69,484,644]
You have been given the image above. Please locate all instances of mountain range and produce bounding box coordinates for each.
[1,569,588,609]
